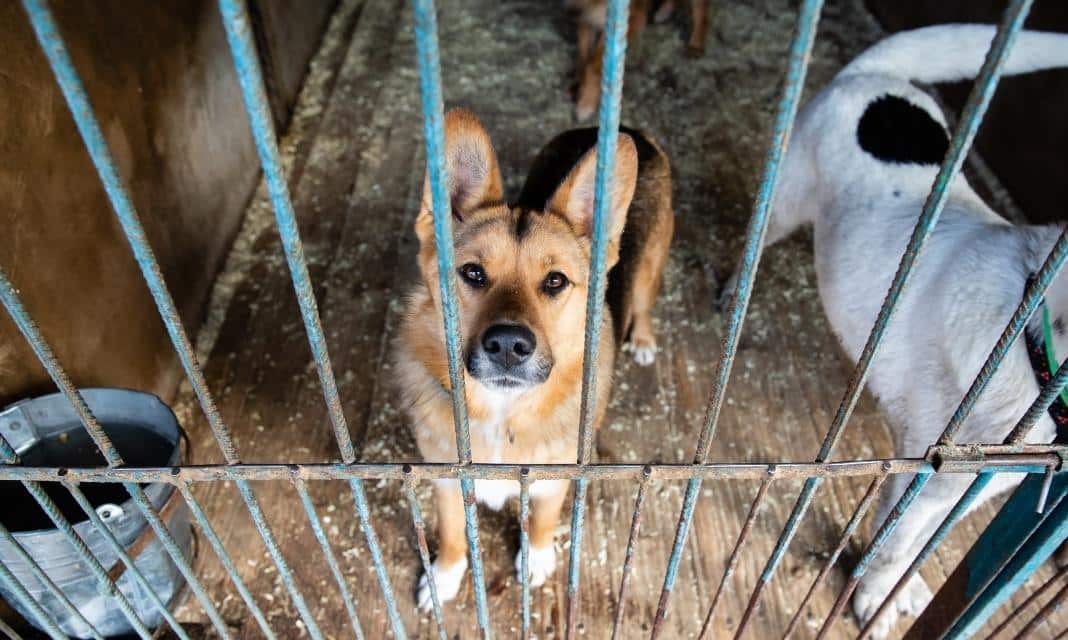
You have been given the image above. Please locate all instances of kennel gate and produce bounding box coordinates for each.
[2,0,1068,638]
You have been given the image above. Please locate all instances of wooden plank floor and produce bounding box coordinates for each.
[157,1,1068,638]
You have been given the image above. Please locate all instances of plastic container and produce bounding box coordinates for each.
[0,389,191,638]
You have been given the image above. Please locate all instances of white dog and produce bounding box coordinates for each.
[723,25,1068,638]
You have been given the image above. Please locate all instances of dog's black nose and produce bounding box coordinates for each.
[481,324,536,368]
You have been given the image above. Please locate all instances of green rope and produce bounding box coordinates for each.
[1041,305,1068,405]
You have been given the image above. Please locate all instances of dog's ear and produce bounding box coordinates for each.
[546,133,637,251]
[416,109,504,249]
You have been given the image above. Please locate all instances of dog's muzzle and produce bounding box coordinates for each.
[466,323,551,389]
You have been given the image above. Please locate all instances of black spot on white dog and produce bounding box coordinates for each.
[857,94,949,165]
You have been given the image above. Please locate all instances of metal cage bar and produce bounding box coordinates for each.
[568,1,631,636]
[942,483,1068,639]
[698,470,776,638]
[0,520,85,640]
[610,466,652,640]
[0,268,227,638]
[782,469,889,639]
[651,1,825,634]
[293,477,366,640]
[3,452,1061,484]
[985,564,1068,639]
[403,470,448,640]
[519,469,532,640]
[847,353,1068,637]
[0,440,153,640]
[61,481,191,640]
[4,0,1066,636]
[1011,575,1068,639]
[217,1,408,636]
[735,1,1036,634]
[0,542,70,640]
[0,615,26,640]
[16,1,343,637]
[411,0,491,636]
[172,482,276,639]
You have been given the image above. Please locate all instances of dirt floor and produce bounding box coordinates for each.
[110,0,1068,638]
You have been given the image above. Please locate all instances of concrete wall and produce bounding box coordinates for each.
[866,1,1068,224]
[0,1,333,404]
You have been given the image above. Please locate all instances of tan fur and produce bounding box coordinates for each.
[570,0,712,120]
[396,109,672,597]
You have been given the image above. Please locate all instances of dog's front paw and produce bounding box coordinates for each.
[623,338,657,366]
[515,544,557,587]
[853,573,932,640]
[418,557,468,612]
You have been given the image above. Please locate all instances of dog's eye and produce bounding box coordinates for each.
[459,263,487,288]
[543,271,569,294]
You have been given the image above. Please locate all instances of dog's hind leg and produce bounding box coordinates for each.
[687,0,709,57]
[574,34,604,121]
[418,481,469,611]
[624,204,673,366]
[853,471,1021,639]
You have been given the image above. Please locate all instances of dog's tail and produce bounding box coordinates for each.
[840,25,1068,85]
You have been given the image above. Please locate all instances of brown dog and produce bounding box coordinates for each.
[396,109,672,608]
[570,0,711,120]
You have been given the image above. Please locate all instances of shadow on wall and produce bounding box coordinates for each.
[866,0,1068,225]
[0,0,334,405]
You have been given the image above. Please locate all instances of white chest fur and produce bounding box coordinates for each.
[433,390,566,510]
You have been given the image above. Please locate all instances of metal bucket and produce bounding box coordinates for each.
[0,389,191,638]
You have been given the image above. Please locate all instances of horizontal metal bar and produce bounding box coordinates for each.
[1,454,1061,484]
[744,2,1035,635]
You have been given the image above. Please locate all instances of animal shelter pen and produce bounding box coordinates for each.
[2,0,1068,639]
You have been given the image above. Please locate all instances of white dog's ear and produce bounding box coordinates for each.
[415,109,504,249]
[547,133,637,246]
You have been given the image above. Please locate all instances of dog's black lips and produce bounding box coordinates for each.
[857,94,949,165]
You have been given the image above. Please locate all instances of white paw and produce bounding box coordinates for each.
[515,544,557,587]
[623,341,657,366]
[418,557,467,612]
[853,573,932,640]
[899,573,933,618]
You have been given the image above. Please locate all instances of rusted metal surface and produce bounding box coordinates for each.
[610,466,651,640]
